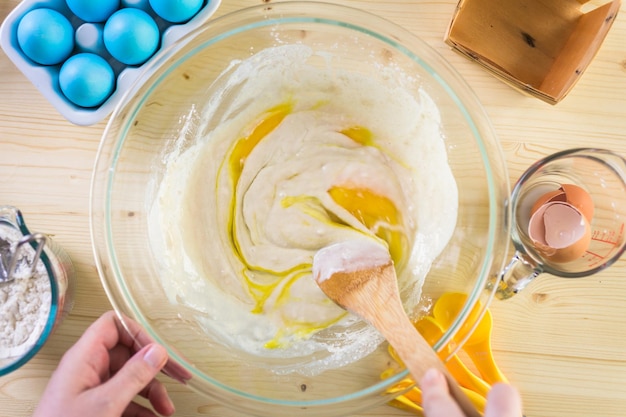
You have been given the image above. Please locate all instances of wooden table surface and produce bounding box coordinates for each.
[1,1,625,416]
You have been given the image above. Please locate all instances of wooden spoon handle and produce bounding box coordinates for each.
[374,304,482,417]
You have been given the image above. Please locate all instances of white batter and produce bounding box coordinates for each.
[149,44,458,374]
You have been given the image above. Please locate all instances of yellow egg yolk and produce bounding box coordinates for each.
[328,185,405,265]
[229,103,292,184]
[340,126,374,146]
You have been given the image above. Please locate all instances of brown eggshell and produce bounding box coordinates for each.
[528,201,591,263]
[530,189,566,216]
[545,218,591,263]
[560,184,594,222]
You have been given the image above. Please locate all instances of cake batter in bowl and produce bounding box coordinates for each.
[90,3,510,416]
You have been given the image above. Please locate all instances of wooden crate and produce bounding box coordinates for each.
[444,0,621,104]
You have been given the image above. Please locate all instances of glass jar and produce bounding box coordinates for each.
[0,205,75,376]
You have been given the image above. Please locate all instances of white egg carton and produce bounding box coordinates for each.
[0,0,221,126]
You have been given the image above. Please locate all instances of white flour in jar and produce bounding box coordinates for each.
[0,225,51,363]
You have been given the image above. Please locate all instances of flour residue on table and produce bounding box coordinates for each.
[148,44,458,374]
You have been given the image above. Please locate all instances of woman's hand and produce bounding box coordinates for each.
[33,311,175,417]
[421,368,523,417]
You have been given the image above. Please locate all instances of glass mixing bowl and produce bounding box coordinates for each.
[90,2,510,416]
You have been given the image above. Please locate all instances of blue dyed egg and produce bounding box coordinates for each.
[66,0,119,23]
[103,9,159,65]
[149,0,203,23]
[59,53,115,107]
[16,8,74,66]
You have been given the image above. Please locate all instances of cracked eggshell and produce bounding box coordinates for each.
[530,184,594,223]
[528,201,591,263]
[530,189,566,216]
[559,184,594,222]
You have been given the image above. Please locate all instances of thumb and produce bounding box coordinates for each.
[485,383,523,417]
[99,343,168,413]
[420,368,465,417]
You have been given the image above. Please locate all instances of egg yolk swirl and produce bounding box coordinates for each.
[222,104,407,348]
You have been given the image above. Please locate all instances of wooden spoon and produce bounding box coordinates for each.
[312,240,481,417]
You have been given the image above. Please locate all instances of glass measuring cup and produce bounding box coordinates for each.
[495,148,626,299]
